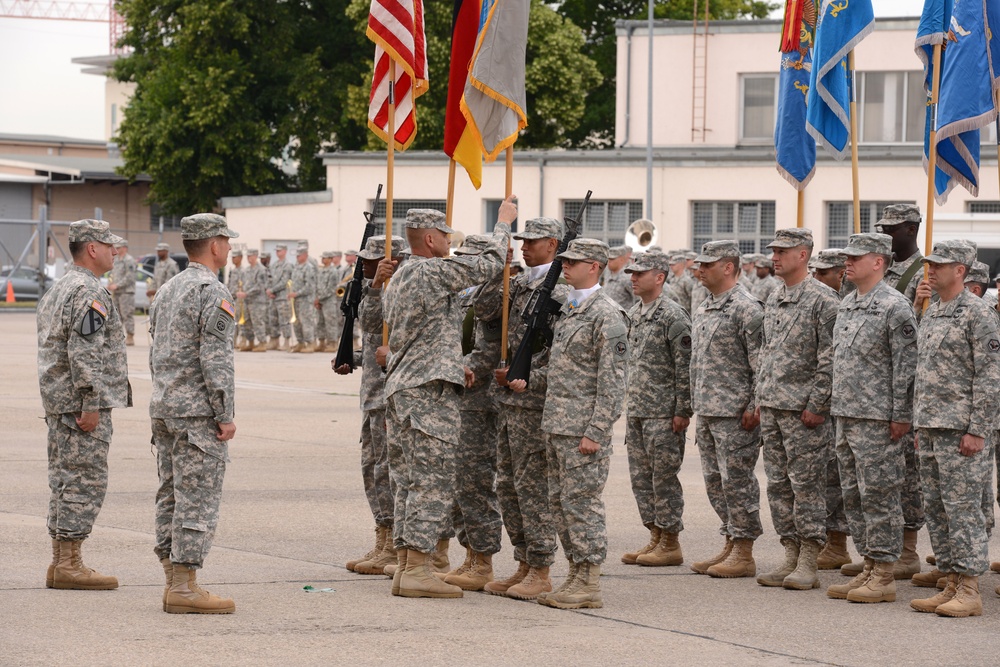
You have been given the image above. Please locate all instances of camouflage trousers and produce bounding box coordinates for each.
[546,434,610,565]
[449,408,503,554]
[45,413,111,541]
[270,294,292,339]
[318,298,343,343]
[291,294,316,344]
[236,299,255,343]
[826,444,849,534]
[111,290,135,335]
[695,416,763,540]
[918,429,990,576]
[246,298,269,344]
[386,381,460,553]
[625,416,685,533]
[495,405,557,567]
[361,408,393,528]
[760,407,829,545]
[835,417,903,563]
[152,417,229,568]
[899,430,925,532]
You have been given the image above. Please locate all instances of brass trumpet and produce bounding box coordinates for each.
[288,279,297,324]
[237,279,246,325]
[334,272,352,299]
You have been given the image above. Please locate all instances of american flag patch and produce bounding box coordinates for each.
[220,299,236,317]
[90,300,108,317]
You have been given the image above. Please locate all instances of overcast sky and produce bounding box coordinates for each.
[0,0,923,142]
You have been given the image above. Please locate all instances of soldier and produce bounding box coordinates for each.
[289,243,318,352]
[754,229,840,590]
[266,244,294,350]
[260,252,279,347]
[906,240,1000,617]
[148,242,179,300]
[689,262,711,316]
[619,251,692,568]
[377,201,512,599]
[810,250,846,291]
[227,249,250,350]
[689,240,764,578]
[602,245,636,309]
[666,253,695,313]
[107,240,137,346]
[487,217,568,600]
[507,238,626,609]
[150,212,239,614]
[240,249,269,352]
[316,251,344,353]
[751,257,779,303]
[740,254,759,291]
[335,235,407,576]
[37,219,130,591]
[826,233,917,604]
[965,261,998,310]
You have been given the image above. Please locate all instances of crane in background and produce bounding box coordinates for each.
[0,0,125,54]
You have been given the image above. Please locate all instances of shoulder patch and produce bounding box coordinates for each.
[90,299,108,318]
[989,339,1000,353]
[901,324,915,339]
[220,298,236,318]
[78,302,106,337]
[614,339,628,357]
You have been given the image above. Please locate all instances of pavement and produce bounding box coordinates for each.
[3,310,1000,666]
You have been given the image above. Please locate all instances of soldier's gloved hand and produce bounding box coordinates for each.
[216,421,236,441]
[75,411,99,432]
[889,421,911,441]
[959,434,985,457]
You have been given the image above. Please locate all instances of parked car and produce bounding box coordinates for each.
[100,266,156,313]
[1,266,52,301]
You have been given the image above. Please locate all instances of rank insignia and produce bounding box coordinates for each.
[220,299,236,318]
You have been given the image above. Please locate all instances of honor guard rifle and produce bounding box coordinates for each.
[334,184,382,370]
[505,189,591,385]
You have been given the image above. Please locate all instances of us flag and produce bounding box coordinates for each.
[366,0,428,150]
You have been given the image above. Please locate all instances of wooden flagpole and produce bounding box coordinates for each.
[500,146,513,364]
[446,159,457,230]
[922,43,943,313]
[383,60,396,346]
[796,189,804,228]
[848,50,861,234]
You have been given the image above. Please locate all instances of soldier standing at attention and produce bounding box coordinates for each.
[107,240,137,346]
[289,243,318,353]
[227,249,249,350]
[239,249,269,352]
[688,240,764,578]
[753,229,839,590]
[377,201,513,599]
[510,238,627,610]
[602,245,636,309]
[619,251,692,568]
[148,242,179,300]
[666,253,695,313]
[38,219,130,590]
[315,251,341,353]
[150,213,239,614]
[751,257,780,303]
[266,244,294,350]
[826,233,917,604]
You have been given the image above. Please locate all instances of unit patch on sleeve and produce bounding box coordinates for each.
[78,301,107,337]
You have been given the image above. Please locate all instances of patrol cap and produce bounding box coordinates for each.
[669,253,687,265]
[685,251,698,260]
[625,251,671,274]
[260,251,271,259]
[274,243,288,251]
[754,257,774,269]
[741,253,756,264]
[180,213,239,241]
[320,251,335,259]
[875,204,921,231]
[231,249,243,258]
[608,245,631,259]
[966,260,991,284]
[454,234,492,255]
[114,241,128,249]
[331,250,343,257]
[295,242,309,255]
[923,239,977,265]
[155,242,170,251]
[695,240,741,264]
[513,217,561,240]
[648,245,665,253]
[358,235,407,260]
[246,248,259,256]
[767,228,814,249]
[557,237,609,265]
[839,232,892,256]
[809,249,846,270]
[345,249,358,256]
[69,219,125,246]
[405,209,454,234]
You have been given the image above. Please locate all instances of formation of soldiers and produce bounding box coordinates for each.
[339,200,1000,618]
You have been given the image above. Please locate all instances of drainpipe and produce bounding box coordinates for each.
[537,156,547,218]
[621,23,637,148]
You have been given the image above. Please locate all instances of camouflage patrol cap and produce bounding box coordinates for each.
[809,249,846,270]
[625,251,671,274]
[358,234,407,260]
[966,261,991,284]
[557,237,609,265]
[741,253,756,264]
[345,249,358,256]
[923,239,977,265]
[754,257,774,269]
[839,232,892,257]
[875,204,921,231]
[406,209,454,234]
[454,234,492,256]
[274,243,288,251]
[331,250,343,257]
[296,241,309,254]
[69,219,125,245]
[260,251,271,259]
[155,242,170,251]
[767,228,814,249]
[320,251,335,259]
[180,213,239,241]
[608,245,631,259]
[695,240,741,264]
[230,249,243,258]
[246,248,259,256]
[669,253,687,265]
[114,240,128,248]
[685,251,698,260]
[648,245,665,253]
[513,217,561,240]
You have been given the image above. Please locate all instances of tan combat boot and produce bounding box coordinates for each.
[827,558,873,599]
[317,338,326,350]
[911,573,957,613]
[756,539,799,587]
[691,537,732,575]
[390,549,407,596]
[430,538,451,573]
[637,531,683,567]
[51,540,118,590]
[538,562,602,610]
[238,340,253,352]
[893,529,921,579]
[707,538,756,578]
[125,333,135,346]
[840,559,865,576]
[539,560,578,604]
[322,343,337,353]
[847,561,896,603]
[783,539,821,590]
[483,561,529,596]
[935,575,982,617]
[990,561,1000,573]
[267,337,279,350]
[160,558,172,608]
[911,567,947,588]
[45,539,60,588]
[164,564,235,614]
[355,530,397,575]
[507,566,552,600]
[252,341,268,352]
[290,342,304,353]
[445,551,494,591]
[816,531,852,570]
[347,526,385,572]
[622,525,661,565]
[436,546,472,581]
[398,550,463,599]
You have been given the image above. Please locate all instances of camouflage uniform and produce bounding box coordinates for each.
[152,252,179,295]
[624,282,692,534]
[108,249,136,335]
[290,253,318,345]
[149,214,238,568]
[227,258,251,343]
[751,273,780,304]
[382,213,509,553]
[38,245,131,540]
[690,281,711,317]
[317,257,345,344]
[268,251,294,340]
[242,254,269,344]
[666,260,695,313]
[358,282,393,527]
[603,268,636,310]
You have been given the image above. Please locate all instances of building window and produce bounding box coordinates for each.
[826,200,914,249]
[691,201,775,254]
[483,199,520,235]
[370,199,447,236]
[968,201,1000,214]
[561,200,643,247]
[149,204,182,231]
[859,71,925,144]
[739,74,778,143]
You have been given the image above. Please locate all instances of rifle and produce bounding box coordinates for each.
[505,189,591,385]
[334,184,382,369]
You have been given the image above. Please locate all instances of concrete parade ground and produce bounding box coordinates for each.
[2,309,999,666]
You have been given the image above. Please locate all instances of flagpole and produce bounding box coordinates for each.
[796,189,804,228]
[500,146,513,365]
[922,43,943,313]
[848,50,861,234]
[446,159,456,230]
[383,60,396,346]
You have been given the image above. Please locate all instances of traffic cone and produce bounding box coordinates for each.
[5,280,14,303]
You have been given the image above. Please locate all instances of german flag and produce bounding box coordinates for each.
[444,0,483,188]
